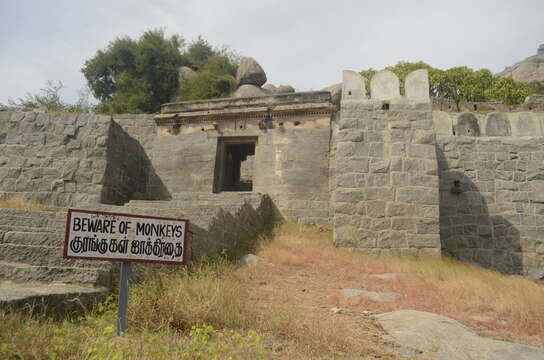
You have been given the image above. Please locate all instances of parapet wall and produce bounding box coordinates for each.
[437,135,544,277]
[333,70,441,255]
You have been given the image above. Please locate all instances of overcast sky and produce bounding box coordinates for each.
[1,0,543,104]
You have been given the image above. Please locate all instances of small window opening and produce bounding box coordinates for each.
[294,121,301,126]
[214,138,256,192]
[382,102,390,111]
[348,91,352,96]
[473,104,477,111]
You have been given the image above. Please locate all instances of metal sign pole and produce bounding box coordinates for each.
[117,262,131,336]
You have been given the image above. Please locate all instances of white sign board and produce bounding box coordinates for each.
[63,209,189,264]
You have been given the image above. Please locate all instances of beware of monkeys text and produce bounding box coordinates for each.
[63,209,189,264]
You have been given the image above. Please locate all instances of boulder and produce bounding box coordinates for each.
[262,84,277,93]
[236,57,267,87]
[239,254,261,266]
[276,85,295,93]
[375,310,544,360]
[171,66,196,101]
[233,84,267,98]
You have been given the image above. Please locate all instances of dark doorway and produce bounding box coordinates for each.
[214,138,256,192]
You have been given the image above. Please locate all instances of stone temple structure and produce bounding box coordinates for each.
[2,63,544,293]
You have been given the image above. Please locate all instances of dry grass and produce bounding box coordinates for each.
[0,196,50,211]
[258,222,544,347]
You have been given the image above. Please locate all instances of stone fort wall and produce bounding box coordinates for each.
[434,111,544,277]
[2,69,544,279]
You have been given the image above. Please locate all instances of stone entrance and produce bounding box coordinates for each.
[214,137,257,192]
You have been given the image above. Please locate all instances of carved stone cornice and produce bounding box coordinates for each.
[155,91,336,126]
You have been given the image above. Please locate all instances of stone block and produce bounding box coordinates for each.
[366,201,386,218]
[397,187,439,205]
[369,158,390,173]
[377,230,406,248]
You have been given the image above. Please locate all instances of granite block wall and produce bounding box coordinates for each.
[437,135,544,278]
[0,111,112,205]
[333,70,441,255]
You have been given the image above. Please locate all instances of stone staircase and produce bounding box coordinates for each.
[0,208,111,286]
[0,192,273,309]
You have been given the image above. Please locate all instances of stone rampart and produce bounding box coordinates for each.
[437,135,544,277]
[333,70,441,255]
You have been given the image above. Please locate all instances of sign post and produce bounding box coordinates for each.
[117,262,131,336]
[63,209,189,336]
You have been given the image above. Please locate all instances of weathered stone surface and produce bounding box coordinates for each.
[236,57,267,87]
[405,69,430,101]
[342,288,401,302]
[171,66,196,101]
[342,70,366,101]
[370,70,400,100]
[0,280,108,313]
[322,83,342,106]
[368,273,398,280]
[239,254,261,266]
[376,310,544,360]
[485,113,512,136]
[233,84,267,98]
[456,113,480,136]
[276,85,295,93]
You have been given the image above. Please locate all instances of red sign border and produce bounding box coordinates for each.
[63,208,190,265]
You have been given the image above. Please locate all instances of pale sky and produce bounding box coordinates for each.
[1,0,543,105]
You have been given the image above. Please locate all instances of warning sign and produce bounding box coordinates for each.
[63,209,189,264]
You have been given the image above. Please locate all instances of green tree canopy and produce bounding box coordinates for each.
[82,30,238,114]
[360,61,532,109]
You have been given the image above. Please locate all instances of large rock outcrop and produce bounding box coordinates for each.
[497,44,544,83]
[236,57,267,87]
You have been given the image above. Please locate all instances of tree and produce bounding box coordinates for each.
[486,77,532,105]
[174,38,238,101]
[83,29,184,114]
[83,30,238,113]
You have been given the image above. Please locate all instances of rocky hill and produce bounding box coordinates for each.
[497,44,544,83]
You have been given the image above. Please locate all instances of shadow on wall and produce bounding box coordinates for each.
[436,147,523,275]
[101,121,171,205]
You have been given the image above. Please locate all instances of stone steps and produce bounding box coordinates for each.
[0,243,110,269]
[0,230,65,247]
[0,261,111,286]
